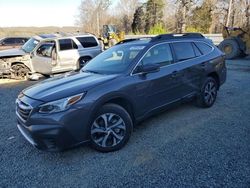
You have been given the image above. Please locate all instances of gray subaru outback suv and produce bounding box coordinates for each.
[16,33,226,152]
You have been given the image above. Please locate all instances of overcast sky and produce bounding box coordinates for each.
[0,0,84,27]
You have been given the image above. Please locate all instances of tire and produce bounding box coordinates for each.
[196,77,218,108]
[78,57,92,69]
[11,63,30,80]
[89,104,133,152]
[218,39,241,59]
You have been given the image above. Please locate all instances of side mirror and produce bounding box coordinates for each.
[137,63,160,75]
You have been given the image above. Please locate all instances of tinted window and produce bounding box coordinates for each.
[192,43,202,57]
[141,43,173,67]
[76,37,98,48]
[15,38,28,44]
[59,39,78,51]
[195,42,213,55]
[172,42,196,61]
[82,44,145,74]
[3,38,16,44]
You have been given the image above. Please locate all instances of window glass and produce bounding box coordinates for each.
[141,43,173,67]
[76,37,98,48]
[172,42,196,61]
[195,42,213,55]
[82,44,145,74]
[36,43,54,58]
[192,43,202,57]
[59,39,78,51]
[21,38,39,53]
[15,38,27,44]
[3,38,15,44]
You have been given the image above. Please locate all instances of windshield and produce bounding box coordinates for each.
[82,44,145,74]
[21,37,39,53]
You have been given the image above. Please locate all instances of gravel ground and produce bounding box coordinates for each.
[0,59,250,187]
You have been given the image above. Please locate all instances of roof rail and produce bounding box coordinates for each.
[116,37,152,45]
[150,33,204,42]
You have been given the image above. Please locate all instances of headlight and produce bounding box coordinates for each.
[38,93,85,114]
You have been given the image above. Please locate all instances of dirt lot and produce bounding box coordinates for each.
[0,59,250,187]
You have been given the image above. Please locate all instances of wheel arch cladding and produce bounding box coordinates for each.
[207,72,220,89]
[103,97,135,123]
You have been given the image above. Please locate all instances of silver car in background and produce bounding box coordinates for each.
[0,34,102,79]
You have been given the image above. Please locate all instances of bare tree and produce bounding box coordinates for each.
[78,0,111,35]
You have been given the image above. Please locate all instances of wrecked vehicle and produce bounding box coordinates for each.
[0,34,102,79]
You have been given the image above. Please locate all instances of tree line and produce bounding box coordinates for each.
[77,0,250,35]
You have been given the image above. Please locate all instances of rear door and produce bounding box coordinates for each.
[171,42,204,95]
[56,39,79,72]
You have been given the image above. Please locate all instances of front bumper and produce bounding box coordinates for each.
[17,119,79,151]
[16,96,92,151]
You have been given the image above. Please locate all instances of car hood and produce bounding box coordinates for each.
[0,48,26,58]
[23,71,118,102]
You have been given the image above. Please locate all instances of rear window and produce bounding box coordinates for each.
[195,42,213,55]
[172,42,196,61]
[59,39,78,51]
[76,37,98,48]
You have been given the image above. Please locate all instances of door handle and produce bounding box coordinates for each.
[171,71,178,78]
[201,63,206,67]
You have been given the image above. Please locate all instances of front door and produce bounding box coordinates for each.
[132,43,184,116]
[31,42,55,75]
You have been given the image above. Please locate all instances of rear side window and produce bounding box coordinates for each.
[3,38,16,44]
[59,39,78,51]
[172,42,196,61]
[192,43,202,57]
[76,37,98,48]
[15,38,28,44]
[195,42,213,55]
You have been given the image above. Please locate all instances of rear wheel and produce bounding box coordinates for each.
[89,104,133,152]
[78,57,92,69]
[196,77,218,108]
[11,63,30,80]
[218,39,241,59]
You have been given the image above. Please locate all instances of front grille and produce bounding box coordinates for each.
[16,100,32,121]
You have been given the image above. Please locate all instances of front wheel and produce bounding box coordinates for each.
[89,104,133,152]
[11,64,30,80]
[196,77,218,108]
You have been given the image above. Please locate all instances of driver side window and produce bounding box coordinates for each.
[36,43,54,58]
[141,43,173,67]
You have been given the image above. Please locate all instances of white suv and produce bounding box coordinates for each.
[0,34,102,79]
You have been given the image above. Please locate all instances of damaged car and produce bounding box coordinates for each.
[0,34,102,79]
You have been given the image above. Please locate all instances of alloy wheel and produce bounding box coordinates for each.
[91,113,126,148]
[204,81,217,105]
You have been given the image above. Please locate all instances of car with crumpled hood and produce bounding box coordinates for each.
[0,34,102,79]
[0,34,58,78]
